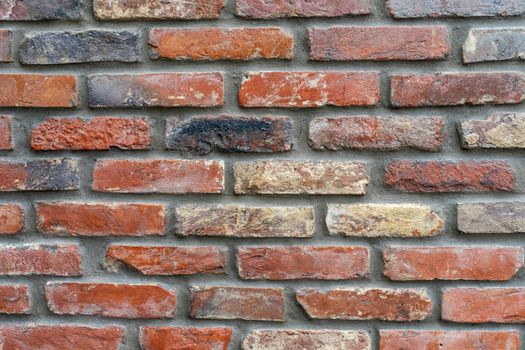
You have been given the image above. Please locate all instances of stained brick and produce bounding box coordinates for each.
[458,202,525,234]
[0,245,81,276]
[0,115,12,150]
[0,0,83,20]
[459,113,525,149]
[236,0,370,18]
[464,28,525,63]
[387,0,525,18]
[0,204,23,234]
[0,30,12,62]
[0,285,30,314]
[140,327,232,350]
[0,159,79,191]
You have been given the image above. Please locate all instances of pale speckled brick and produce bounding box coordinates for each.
[459,113,525,149]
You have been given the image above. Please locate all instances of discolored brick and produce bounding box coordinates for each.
[236,0,370,18]
[0,0,83,21]
[0,285,30,314]
[386,0,525,18]
[0,159,79,191]
[458,202,525,234]
[0,204,23,234]
[0,245,81,276]
[464,28,525,63]
[140,327,232,350]
[0,115,12,150]
[459,113,525,149]
[0,30,12,62]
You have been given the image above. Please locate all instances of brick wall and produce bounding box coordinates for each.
[0,0,524,349]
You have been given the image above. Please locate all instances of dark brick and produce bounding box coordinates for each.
[0,159,79,191]
[236,0,370,18]
[0,0,83,21]
[387,0,525,18]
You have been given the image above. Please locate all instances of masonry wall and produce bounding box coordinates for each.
[0,0,525,349]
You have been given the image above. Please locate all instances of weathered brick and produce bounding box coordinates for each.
[239,72,379,108]
[0,30,12,62]
[31,117,151,150]
[20,30,141,65]
[297,288,431,321]
[442,288,525,323]
[106,245,226,275]
[0,74,77,108]
[234,161,368,195]
[459,113,525,149]
[0,115,13,150]
[36,202,166,236]
[391,73,525,107]
[310,26,449,61]
[150,28,293,61]
[0,326,124,350]
[190,286,285,321]
[0,285,30,314]
[242,330,371,350]
[458,202,525,234]
[309,116,445,151]
[94,0,224,20]
[166,115,293,154]
[0,0,83,20]
[383,247,524,281]
[385,160,515,193]
[464,28,525,63]
[0,159,79,191]
[46,283,176,319]
[237,246,369,280]
[236,0,370,18]
[88,73,224,108]
[327,204,443,237]
[175,205,314,238]
[140,327,232,350]
[0,204,23,234]
[387,0,525,18]
[0,245,81,276]
[92,159,224,193]
[380,330,521,350]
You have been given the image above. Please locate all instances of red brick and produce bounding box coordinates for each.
[46,282,176,319]
[92,159,224,193]
[150,28,293,61]
[0,204,23,234]
[380,330,521,350]
[236,0,370,18]
[106,245,226,275]
[0,326,124,350]
[0,245,81,276]
[297,288,432,321]
[0,115,12,150]
[0,30,12,62]
[442,288,525,323]
[36,202,166,236]
[385,160,515,192]
[237,246,369,280]
[391,73,525,107]
[310,26,449,61]
[383,246,523,281]
[0,74,77,108]
[31,117,151,150]
[239,72,379,108]
[0,285,30,314]
[140,327,232,350]
[190,286,285,321]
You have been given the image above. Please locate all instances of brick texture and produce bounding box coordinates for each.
[0,285,30,314]
[0,30,12,62]
[140,327,232,350]
[0,115,13,150]
[0,75,77,107]
[0,204,24,234]
[0,245,81,276]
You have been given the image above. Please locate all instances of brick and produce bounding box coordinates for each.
[459,113,525,149]
[386,0,525,18]
[309,26,449,61]
[140,327,232,350]
[380,330,521,350]
[383,247,524,281]
[0,115,12,150]
[106,245,226,275]
[19,30,141,65]
[88,73,224,108]
[175,205,314,238]
[297,288,431,321]
[236,0,370,18]
[94,0,224,20]
[385,160,515,193]
[0,159,79,191]
[31,117,151,150]
[92,159,224,193]
[166,115,293,154]
[442,288,525,323]
[391,73,525,107]
[0,74,77,108]
[0,204,23,234]
[237,246,369,280]
[150,28,293,61]
[0,30,12,62]
[327,204,443,237]
[239,72,379,108]
[0,0,83,20]
[0,326,124,350]
[190,286,285,321]
[46,283,176,319]
[458,202,525,234]
[309,116,445,151]
[0,285,30,314]
[36,202,166,236]
[234,161,368,195]
[464,28,525,63]
[0,245,81,276]
[242,330,371,350]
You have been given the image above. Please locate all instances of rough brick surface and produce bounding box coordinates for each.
[0,204,23,234]
[0,285,30,314]
[140,327,232,350]
[458,202,525,234]
[0,245,81,276]
[0,115,13,150]
[236,0,370,18]
[386,0,525,18]
[0,30,12,62]
[464,28,525,63]
[0,159,79,191]
[459,113,525,149]
[0,0,83,20]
